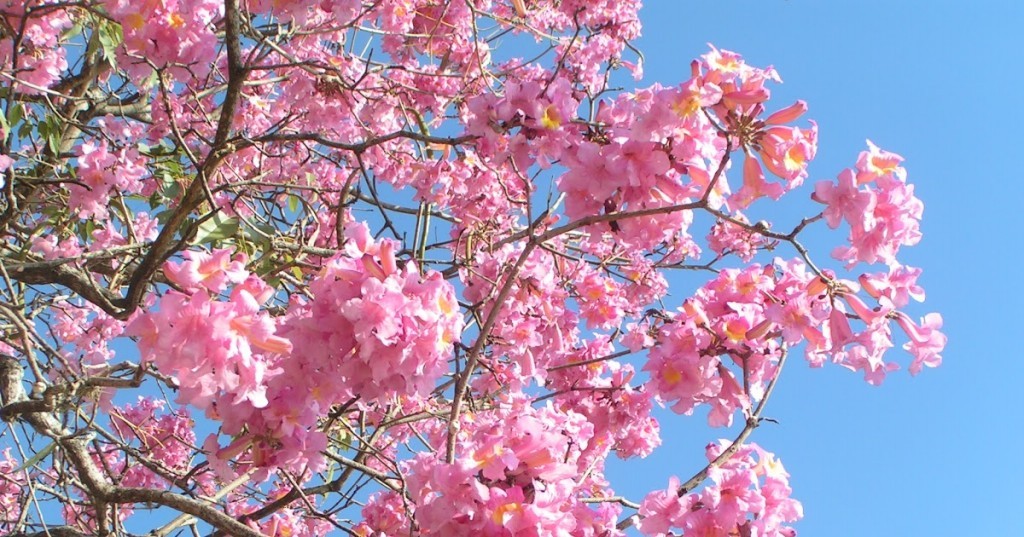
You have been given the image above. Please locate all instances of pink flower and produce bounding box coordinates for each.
[0,449,26,532]
[708,211,766,262]
[636,477,691,535]
[704,463,765,529]
[575,270,629,329]
[764,100,808,126]
[163,249,249,292]
[813,168,876,229]
[671,76,723,117]
[127,281,288,417]
[109,398,195,489]
[894,312,946,375]
[0,155,12,183]
[732,153,785,209]
[827,303,857,351]
[757,122,818,187]
[859,266,926,307]
[106,0,221,80]
[275,222,462,417]
[841,292,892,326]
[558,142,627,219]
[639,444,801,536]
[856,139,906,184]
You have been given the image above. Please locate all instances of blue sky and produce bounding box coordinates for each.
[603,2,1024,535]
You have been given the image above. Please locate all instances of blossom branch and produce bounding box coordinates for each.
[445,241,537,463]
[617,346,790,531]
[0,356,269,537]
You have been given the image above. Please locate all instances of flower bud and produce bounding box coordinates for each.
[764,100,808,125]
[511,0,528,17]
[859,277,883,301]
[806,276,829,296]
[841,292,888,324]
[745,319,773,340]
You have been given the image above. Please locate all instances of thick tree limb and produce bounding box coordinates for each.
[0,355,269,537]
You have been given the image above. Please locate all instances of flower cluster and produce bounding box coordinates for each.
[708,212,768,262]
[51,300,125,377]
[0,0,948,534]
[546,338,662,460]
[127,249,289,418]
[645,262,811,426]
[637,442,801,536]
[815,141,923,267]
[69,139,149,220]
[0,3,71,91]
[105,0,221,80]
[357,398,622,536]
[0,449,24,533]
[805,144,944,380]
[281,222,463,406]
[109,397,197,491]
[196,223,464,475]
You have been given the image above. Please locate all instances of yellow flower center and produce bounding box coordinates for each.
[663,364,682,385]
[167,12,186,29]
[492,501,523,524]
[125,13,146,31]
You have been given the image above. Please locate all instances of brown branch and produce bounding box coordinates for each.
[494,198,708,250]
[0,355,269,537]
[3,261,122,313]
[445,241,536,463]
[9,527,91,537]
[702,206,827,276]
[546,349,632,372]
[580,495,640,509]
[117,0,250,319]
[250,130,476,153]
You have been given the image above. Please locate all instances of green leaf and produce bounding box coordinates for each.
[13,441,56,473]
[17,116,33,139]
[60,21,84,43]
[96,20,123,64]
[193,213,240,245]
[80,219,97,240]
[2,102,23,136]
[324,459,337,484]
[152,209,172,225]
[38,114,62,155]
[159,172,182,200]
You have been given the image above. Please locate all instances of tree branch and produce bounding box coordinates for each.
[0,355,269,537]
[118,0,250,319]
[616,347,790,531]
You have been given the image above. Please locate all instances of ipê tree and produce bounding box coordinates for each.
[0,1,944,536]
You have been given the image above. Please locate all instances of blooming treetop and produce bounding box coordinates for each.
[0,1,943,536]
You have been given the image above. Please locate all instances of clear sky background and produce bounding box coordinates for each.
[603,2,1024,535]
